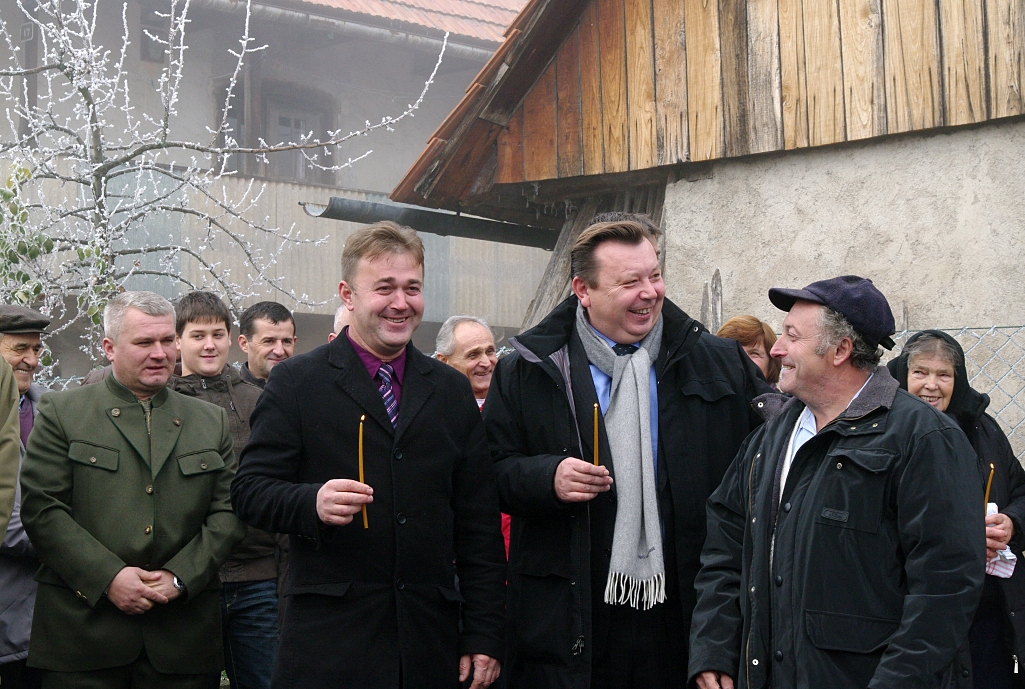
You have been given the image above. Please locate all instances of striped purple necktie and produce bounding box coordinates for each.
[376,363,399,428]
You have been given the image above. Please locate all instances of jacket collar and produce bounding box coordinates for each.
[172,365,244,393]
[104,370,170,407]
[103,373,183,476]
[239,362,265,388]
[326,335,436,440]
[510,295,706,368]
[753,366,900,424]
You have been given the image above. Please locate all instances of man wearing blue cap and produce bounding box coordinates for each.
[689,276,985,689]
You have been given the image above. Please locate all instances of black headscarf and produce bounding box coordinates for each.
[886,329,989,433]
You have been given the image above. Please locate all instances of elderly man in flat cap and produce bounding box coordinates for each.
[689,276,984,689]
[0,304,50,689]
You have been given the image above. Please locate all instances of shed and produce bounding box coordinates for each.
[390,0,1025,332]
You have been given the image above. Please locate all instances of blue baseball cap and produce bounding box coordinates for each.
[768,275,896,350]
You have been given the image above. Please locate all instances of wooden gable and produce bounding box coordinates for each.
[392,0,1024,218]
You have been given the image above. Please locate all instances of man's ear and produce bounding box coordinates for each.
[339,280,354,309]
[237,335,249,353]
[435,353,449,364]
[833,337,854,367]
[571,276,591,309]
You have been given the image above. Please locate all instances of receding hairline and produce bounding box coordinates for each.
[343,249,425,285]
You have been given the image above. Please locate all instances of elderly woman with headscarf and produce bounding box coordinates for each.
[888,330,1025,688]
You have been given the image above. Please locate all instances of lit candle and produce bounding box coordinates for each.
[359,414,368,529]
[593,403,599,466]
[984,462,995,506]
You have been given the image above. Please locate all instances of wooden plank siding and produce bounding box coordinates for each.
[487,0,1020,186]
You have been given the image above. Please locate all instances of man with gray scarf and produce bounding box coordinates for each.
[483,215,770,688]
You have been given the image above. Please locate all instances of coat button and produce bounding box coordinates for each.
[396,579,405,590]
[757,402,764,408]
[752,658,759,666]
[76,590,86,600]
[775,576,783,587]
[396,513,406,525]
[146,485,153,494]
[89,456,97,464]
[750,586,756,594]
[783,502,791,513]
[751,517,757,524]
[851,426,857,430]
[962,669,970,678]
[774,651,783,661]
[200,463,208,470]
[836,462,843,470]
[173,418,182,426]
[111,408,120,417]
[872,423,878,428]
[393,449,403,460]
[144,525,152,534]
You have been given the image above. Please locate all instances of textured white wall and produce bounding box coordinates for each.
[663,118,1025,332]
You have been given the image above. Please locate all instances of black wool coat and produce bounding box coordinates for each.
[482,296,769,688]
[231,335,506,689]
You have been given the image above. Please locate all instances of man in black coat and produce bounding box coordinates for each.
[689,277,985,689]
[231,221,506,689]
[483,216,769,688]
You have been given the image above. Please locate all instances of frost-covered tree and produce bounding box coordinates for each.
[0,0,445,356]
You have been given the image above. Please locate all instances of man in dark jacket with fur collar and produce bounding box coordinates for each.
[689,276,985,689]
[483,215,769,688]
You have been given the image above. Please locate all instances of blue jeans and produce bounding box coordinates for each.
[219,580,279,689]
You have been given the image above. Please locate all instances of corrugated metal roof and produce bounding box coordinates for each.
[295,0,525,43]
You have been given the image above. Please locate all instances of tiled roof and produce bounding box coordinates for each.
[296,0,525,43]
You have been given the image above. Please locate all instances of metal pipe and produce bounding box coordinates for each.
[189,0,497,63]
[301,197,557,250]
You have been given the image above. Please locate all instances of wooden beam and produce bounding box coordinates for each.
[685,0,724,159]
[986,0,1025,118]
[521,197,601,330]
[746,0,783,153]
[802,0,846,145]
[840,0,887,140]
[580,1,606,175]
[940,0,988,125]
[523,61,559,181]
[719,0,751,157]
[557,27,584,178]
[626,0,658,169]
[653,0,689,163]
[778,0,809,148]
[598,0,629,172]
[496,106,526,184]
[882,0,942,130]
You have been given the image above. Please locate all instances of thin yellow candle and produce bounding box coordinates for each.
[359,414,368,529]
[593,403,599,466]
[984,462,995,506]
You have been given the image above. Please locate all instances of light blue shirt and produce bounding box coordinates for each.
[587,327,659,476]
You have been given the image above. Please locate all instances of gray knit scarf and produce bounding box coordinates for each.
[575,303,665,610]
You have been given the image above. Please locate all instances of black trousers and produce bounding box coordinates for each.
[590,602,682,689]
[0,659,43,689]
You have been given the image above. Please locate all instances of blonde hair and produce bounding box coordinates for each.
[340,221,425,284]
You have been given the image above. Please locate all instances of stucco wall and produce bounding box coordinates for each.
[663,118,1025,332]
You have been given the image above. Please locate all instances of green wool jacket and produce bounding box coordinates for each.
[19,374,245,673]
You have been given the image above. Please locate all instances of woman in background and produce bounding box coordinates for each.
[717,315,780,388]
[889,330,1025,688]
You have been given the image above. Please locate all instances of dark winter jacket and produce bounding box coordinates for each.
[239,363,265,388]
[483,295,769,688]
[231,336,506,689]
[889,330,1025,672]
[0,383,45,663]
[172,366,277,582]
[689,367,985,689]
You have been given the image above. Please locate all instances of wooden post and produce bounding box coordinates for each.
[520,198,600,331]
[709,268,723,333]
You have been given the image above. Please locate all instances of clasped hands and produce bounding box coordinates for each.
[106,567,180,615]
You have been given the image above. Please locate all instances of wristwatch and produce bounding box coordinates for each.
[172,575,187,598]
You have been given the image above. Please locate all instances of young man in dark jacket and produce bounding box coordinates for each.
[689,277,985,689]
[483,216,769,688]
[171,292,276,689]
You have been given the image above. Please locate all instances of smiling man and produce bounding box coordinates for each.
[435,316,498,408]
[237,302,296,388]
[689,276,985,689]
[231,221,506,689]
[169,292,276,689]
[19,291,244,688]
[483,216,769,688]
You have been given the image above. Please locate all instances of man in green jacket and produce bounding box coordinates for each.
[0,355,20,536]
[20,291,245,689]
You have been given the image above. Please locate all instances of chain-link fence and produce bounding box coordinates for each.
[891,327,1025,459]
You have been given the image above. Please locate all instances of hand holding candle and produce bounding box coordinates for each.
[359,414,368,529]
